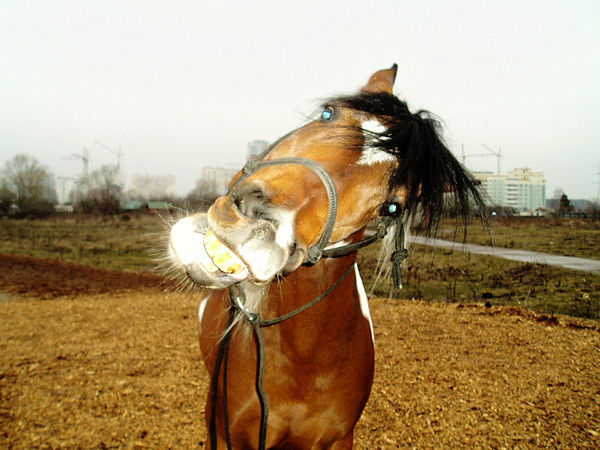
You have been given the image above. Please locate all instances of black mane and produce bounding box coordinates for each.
[328,92,487,234]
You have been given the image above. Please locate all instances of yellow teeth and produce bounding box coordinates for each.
[203,229,247,275]
[205,262,219,273]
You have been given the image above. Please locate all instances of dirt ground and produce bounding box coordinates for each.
[1,254,599,449]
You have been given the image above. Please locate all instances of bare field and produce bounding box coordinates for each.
[360,243,600,320]
[1,214,600,320]
[1,255,600,448]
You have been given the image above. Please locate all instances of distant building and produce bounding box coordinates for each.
[55,176,76,204]
[474,168,546,212]
[247,140,269,161]
[130,174,176,199]
[196,140,267,199]
[43,174,58,204]
[200,166,240,197]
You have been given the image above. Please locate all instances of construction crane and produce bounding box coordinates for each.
[461,144,502,175]
[94,140,123,169]
[481,144,502,175]
[595,165,600,203]
[63,147,90,176]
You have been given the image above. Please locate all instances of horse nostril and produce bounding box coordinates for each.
[231,193,245,214]
[232,193,263,219]
[232,182,272,221]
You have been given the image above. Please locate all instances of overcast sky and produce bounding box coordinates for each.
[1,1,599,199]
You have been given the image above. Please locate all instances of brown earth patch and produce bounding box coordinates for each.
[0,253,165,299]
[1,255,599,448]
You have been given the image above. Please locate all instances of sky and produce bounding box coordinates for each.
[1,0,599,200]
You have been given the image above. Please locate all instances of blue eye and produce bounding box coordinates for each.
[320,107,334,121]
[381,202,402,217]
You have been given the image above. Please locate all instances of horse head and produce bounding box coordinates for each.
[169,65,484,289]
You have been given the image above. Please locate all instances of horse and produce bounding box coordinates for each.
[168,65,485,449]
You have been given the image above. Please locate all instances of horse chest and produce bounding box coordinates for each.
[199,285,374,448]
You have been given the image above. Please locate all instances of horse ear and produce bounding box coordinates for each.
[362,64,398,94]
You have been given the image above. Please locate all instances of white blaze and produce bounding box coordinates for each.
[198,294,210,334]
[355,264,375,343]
[357,119,395,166]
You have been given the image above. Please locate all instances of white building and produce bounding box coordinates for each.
[130,174,176,199]
[55,176,76,204]
[200,166,240,197]
[474,168,546,212]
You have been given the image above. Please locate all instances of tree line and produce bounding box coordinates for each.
[0,155,55,217]
[2,153,598,219]
[0,154,220,217]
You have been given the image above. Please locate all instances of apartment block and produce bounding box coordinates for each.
[474,168,546,212]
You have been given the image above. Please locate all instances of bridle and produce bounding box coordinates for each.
[209,142,408,450]
[231,152,340,265]
[231,135,409,267]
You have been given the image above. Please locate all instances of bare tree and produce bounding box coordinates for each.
[185,178,219,211]
[553,187,565,199]
[78,165,123,215]
[0,183,16,216]
[1,154,55,216]
[588,201,600,221]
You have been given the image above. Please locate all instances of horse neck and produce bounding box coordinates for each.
[263,252,360,326]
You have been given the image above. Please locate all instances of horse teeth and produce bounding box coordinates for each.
[206,263,219,273]
[206,241,221,254]
[203,229,247,275]
[228,263,244,274]
[214,252,232,267]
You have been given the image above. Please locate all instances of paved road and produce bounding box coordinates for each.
[408,236,600,274]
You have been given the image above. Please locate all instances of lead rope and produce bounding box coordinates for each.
[209,301,235,450]
[391,218,409,289]
[209,263,356,449]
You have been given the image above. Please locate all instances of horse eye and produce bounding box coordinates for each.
[320,107,334,121]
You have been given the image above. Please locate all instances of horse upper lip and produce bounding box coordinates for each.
[170,217,249,282]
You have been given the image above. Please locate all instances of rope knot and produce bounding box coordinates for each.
[243,160,259,175]
[391,248,408,263]
[375,220,390,239]
[306,246,323,264]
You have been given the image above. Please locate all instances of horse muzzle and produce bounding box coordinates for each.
[169,183,304,288]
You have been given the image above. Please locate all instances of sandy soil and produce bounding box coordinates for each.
[1,253,599,448]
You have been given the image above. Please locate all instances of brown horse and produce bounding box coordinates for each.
[168,65,484,449]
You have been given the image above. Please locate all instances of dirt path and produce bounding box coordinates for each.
[1,254,599,448]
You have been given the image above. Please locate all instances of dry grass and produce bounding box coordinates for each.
[359,243,600,320]
[1,224,599,448]
[1,283,598,448]
[445,217,600,260]
[0,213,166,272]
